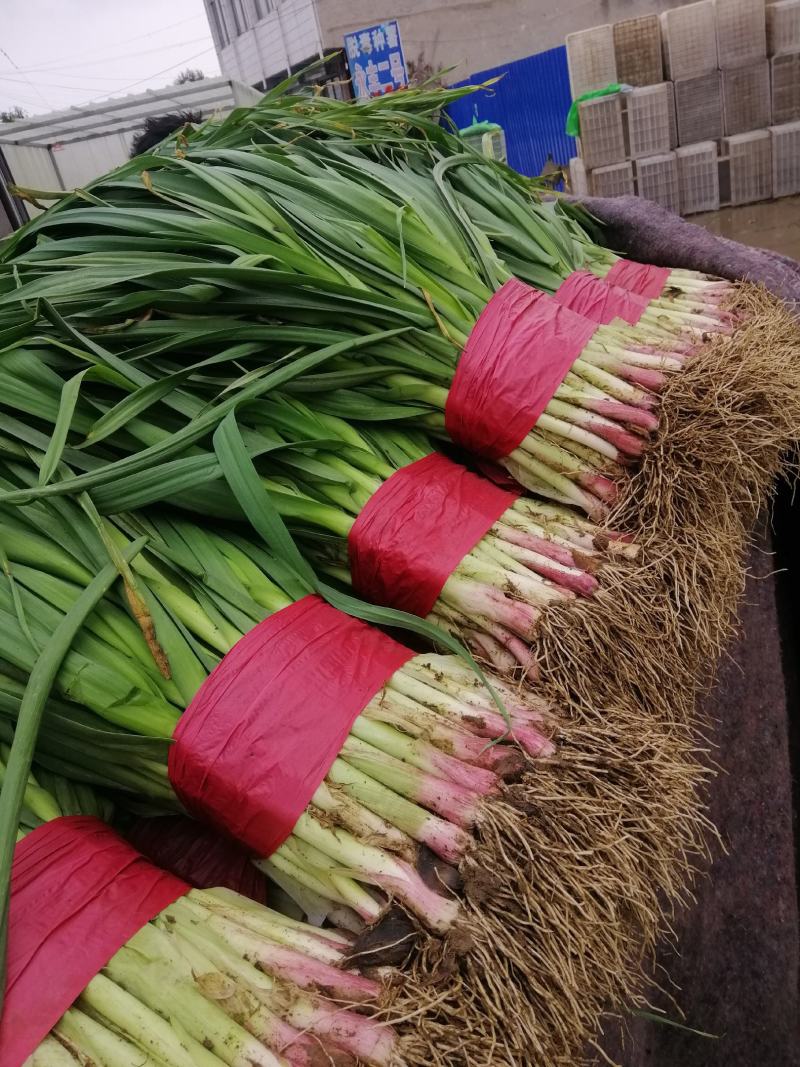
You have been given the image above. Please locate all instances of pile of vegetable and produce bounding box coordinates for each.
[0,75,798,1067]
[1,464,659,1067]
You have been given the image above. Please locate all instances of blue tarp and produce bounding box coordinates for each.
[446,45,576,177]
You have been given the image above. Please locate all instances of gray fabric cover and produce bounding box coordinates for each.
[580,196,800,1065]
[597,534,800,1067]
[579,194,800,308]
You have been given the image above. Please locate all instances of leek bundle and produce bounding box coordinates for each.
[178,79,733,313]
[8,762,399,1067]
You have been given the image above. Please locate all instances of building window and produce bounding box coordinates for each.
[208,0,230,47]
[253,0,273,18]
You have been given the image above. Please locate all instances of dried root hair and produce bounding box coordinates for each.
[537,287,800,723]
[511,283,800,1061]
[363,286,798,1066]
[373,700,713,1066]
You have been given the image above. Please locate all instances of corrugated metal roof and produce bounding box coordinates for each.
[0,77,262,148]
[446,46,577,178]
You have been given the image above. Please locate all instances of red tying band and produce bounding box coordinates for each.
[444,278,597,460]
[555,270,649,325]
[605,259,671,300]
[1,817,187,1067]
[169,596,413,856]
[349,452,517,616]
[127,814,268,904]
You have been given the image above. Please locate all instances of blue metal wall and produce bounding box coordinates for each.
[446,45,576,178]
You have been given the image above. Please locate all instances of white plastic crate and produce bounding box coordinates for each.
[566,24,618,97]
[767,1,800,56]
[715,0,767,69]
[589,161,635,198]
[577,93,626,169]
[724,130,773,203]
[666,81,678,147]
[674,71,724,143]
[569,156,590,197]
[613,15,663,86]
[627,83,676,158]
[722,61,772,134]
[661,2,718,79]
[771,52,800,122]
[635,152,681,213]
[676,141,721,213]
[770,120,800,195]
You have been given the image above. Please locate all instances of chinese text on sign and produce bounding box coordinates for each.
[344,20,408,100]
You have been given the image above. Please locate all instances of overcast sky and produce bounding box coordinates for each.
[0,0,221,117]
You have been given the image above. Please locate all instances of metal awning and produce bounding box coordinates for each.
[0,78,261,148]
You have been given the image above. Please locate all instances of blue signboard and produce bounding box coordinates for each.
[344,21,408,100]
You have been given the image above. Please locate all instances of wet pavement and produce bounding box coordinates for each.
[693,194,800,259]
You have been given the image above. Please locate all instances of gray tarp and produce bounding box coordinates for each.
[580,194,800,308]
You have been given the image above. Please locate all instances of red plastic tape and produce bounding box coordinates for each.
[605,259,671,300]
[555,270,648,325]
[169,596,413,857]
[445,278,597,460]
[1,816,188,1067]
[127,815,268,904]
[349,452,518,616]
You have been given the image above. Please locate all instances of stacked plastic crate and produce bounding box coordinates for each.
[628,83,680,211]
[714,0,773,205]
[566,24,625,197]
[767,0,800,196]
[565,24,618,97]
[768,1,800,120]
[566,0,799,210]
[660,1,722,213]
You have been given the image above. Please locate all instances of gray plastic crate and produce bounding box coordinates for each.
[661,2,718,79]
[569,156,590,197]
[722,61,772,134]
[613,15,663,86]
[635,152,681,213]
[715,0,767,69]
[674,71,724,143]
[771,52,800,122]
[627,83,676,158]
[770,120,800,195]
[767,1,800,56]
[577,93,626,168]
[724,130,773,203]
[566,24,618,97]
[590,161,635,197]
[676,141,721,213]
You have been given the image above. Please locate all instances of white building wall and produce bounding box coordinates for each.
[210,0,322,84]
[0,79,264,221]
[281,0,322,64]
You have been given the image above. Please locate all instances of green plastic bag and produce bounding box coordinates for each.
[565,83,624,138]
